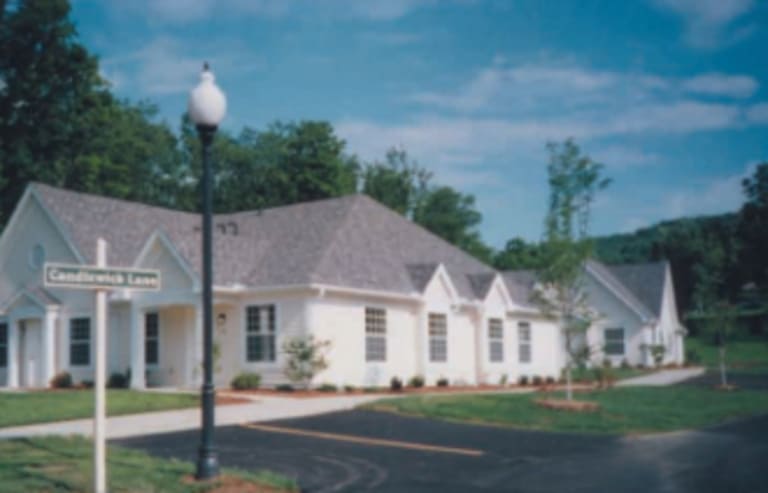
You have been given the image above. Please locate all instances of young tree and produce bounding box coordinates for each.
[704,301,738,388]
[534,139,610,400]
[282,335,331,390]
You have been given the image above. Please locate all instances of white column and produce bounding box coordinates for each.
[41,310,57,387]
[192,303,204,387]
[129,304,146,389]
[6,318,19,388]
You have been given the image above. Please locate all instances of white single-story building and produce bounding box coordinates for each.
[0,183,684,389]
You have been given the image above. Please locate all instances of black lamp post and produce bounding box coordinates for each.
[188,62,226,480]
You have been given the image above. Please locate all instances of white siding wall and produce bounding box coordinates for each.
[509,316,562,381]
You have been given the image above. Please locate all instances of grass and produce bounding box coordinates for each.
[365,386,768,434]
[0,435,296,492]
[569,366,649,383]
[686,336,768,372]
[0,390,199,428]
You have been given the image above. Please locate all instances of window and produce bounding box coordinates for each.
[428,313,447,362]
[246,305,276,362]
[488,318,504,362]
[28,244,45,270]
[0,323,7,368]
[365,307,386,362]
[145,313,159,366]
[604,328,625,356]
[70,318,91,366]
[518,321,531,363]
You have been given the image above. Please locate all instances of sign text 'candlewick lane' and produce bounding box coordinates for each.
[44,263,161,291]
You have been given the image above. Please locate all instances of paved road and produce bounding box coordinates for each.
[117,409,768,493]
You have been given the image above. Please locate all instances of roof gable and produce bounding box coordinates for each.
[605,261,668,318]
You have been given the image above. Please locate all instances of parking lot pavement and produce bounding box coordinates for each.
[116,408,768,493]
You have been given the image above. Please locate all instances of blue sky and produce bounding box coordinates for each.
[70,0,768,247]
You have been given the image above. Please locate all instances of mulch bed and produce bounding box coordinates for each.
[534,398,600,412]
[183,475,292,493]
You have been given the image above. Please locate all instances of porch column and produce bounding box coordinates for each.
[6,318,18,388]
[129,305,146,389]
[191,303,204,387]
[41,309,57,387]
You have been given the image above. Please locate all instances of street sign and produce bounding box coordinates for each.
[44,263,161,291]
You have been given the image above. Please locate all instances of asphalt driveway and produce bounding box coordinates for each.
[116,408,768,493]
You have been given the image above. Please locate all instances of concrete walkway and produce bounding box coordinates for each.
[0,394,383,440]
[616,367,706,386]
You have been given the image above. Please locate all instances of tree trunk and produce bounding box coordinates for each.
[566,365,573,401]
[719,346,727,387]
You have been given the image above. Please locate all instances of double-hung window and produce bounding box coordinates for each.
[145,313,159,366]
[428,313,448,362]
[488,318,504,363]
[604,328,625,356]
[365,307,386,362]
[0,323,7,368]
[518,321,531,363]
[70,318,91,366]
[246,305,276,362]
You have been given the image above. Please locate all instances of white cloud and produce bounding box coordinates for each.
[661,162,754,218]
[591,146,660,168]
[682,72,758,98]
[746,103,768,123]
[652,0,756,49]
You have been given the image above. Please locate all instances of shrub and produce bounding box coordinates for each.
[436,377,449,387]
[390,376,403,392]
[518,375,529,386]
[317,383,338,392]
[499,374,508,386]
[107,371,129,389]
[532,375,543,386]
[363,386,380,393]
[602,358,613,369]
[282,335,331,390]
[50,372,73,389]
[620,358,631,369]
[275,384,294,392]
[343,385,356,393]
[408,375,425,388]
[685,348,702,365]
[231,372,262,390]
[81,380,94,389]
[545,376,555,385]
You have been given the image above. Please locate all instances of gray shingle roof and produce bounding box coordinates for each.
[501,270,537,309]
[31,183,496,299]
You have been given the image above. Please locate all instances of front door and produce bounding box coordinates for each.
[18,320,42,387]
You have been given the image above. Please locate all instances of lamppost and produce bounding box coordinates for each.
[188,62,226,480]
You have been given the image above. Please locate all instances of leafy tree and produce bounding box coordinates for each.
[361,147,432,217]
[282,335,331,390]
[494,237,543,270]
[738,163,768,293]
[533,139,610,400]
[413,186,493,263]
[702,301,738,387]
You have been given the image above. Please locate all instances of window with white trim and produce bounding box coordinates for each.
[428,313,447,362]
[70,318,91,366]
[604,328,625,356]
[0,323,7,368]
[518,321,531,363]
[145,313,159,366]
[365,307,386,362]
[246,305,276,362]
[488,318,504,362]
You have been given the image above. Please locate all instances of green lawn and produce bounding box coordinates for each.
[365,386,768,434]
[0,436,296,492]
[686,336,768,372]
[0,390,199,428]
[569,366,650,383]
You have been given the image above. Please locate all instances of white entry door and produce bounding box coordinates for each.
[19,320,43,387]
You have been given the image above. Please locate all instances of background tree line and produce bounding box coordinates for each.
[1,0,766,324]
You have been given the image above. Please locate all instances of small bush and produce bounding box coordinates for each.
[231,373,262,390]
[343,385,356,393]
[363,386,380,393]
[436,377,449,387]
[499,374,508,386]
[81,380,94,389]
[317,383,338,392]
[50,372,73,389]
[107,372,129,389]
[518,375,529,386]
[602,358,613,369]
[532,375,543,386]
[620,358,631,369]
[408,375,425,388]
[545,376,555,385]
[275,384,294,392]
[685,348,702,365]
[390,376,403,392]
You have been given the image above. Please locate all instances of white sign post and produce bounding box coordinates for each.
[44,239,160,493]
